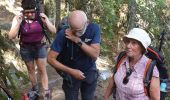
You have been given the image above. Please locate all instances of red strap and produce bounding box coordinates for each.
[147,48,161,60]
[116,54,126,70]
[143,59,152,96]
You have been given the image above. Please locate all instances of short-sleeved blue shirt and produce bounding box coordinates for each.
[51,23,101,71]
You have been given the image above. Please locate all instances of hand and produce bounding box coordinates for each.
[40,13,48,23]
[65,29,81,43]
[16,15,23,24]
[70,69,86,80]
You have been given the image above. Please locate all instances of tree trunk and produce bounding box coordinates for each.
[39,0,45,12]
[127,0,137,31]
[55,0,61,29]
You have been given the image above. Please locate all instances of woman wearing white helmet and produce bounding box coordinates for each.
[104,28,160,100]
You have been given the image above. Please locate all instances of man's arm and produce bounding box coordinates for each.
[65,28,100,60]
[79,42,100,60]
[47,50,85,80]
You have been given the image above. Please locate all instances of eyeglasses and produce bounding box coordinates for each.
[123,68,133,85]
[70,22,87,32]
[70,23,87,36]
[23,10,36,15]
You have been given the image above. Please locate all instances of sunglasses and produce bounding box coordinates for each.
[123,68,133,85]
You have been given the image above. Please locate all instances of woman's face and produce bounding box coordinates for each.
[124,38,144,58]
[23,9,36,20]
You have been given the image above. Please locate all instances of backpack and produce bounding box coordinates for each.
[114,46,169,99]
[57,16,69,32]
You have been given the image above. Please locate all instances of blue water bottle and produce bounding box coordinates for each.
[160,82,167,92]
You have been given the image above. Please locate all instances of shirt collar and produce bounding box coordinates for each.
[123,55,148,73]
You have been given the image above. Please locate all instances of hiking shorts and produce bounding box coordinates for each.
[20,44,47,62]
[62,67,98,100]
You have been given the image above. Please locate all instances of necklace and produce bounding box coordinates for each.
[129,54,142,68]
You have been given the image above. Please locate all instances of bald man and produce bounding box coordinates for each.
[48,10,101,100]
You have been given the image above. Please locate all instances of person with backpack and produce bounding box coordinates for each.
[104,28,160,100]
[47,10,101,100]
[8,0,56,99]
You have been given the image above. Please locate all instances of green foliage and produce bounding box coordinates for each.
[44,0,56,18]
[0,30,29,99]
[95,0,122,56]
[137,0,167,34]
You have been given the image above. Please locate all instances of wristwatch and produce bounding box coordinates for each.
[77,40,83,47]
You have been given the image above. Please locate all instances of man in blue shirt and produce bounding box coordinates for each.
[47,10,101,100]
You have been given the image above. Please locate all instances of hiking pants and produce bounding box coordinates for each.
[62,68,98,100]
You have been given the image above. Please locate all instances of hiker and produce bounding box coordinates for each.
[104,28,160,100]
[8,0,56,99]
[48,10,101,100]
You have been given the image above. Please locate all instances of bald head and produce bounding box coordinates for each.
[68,10,88,30]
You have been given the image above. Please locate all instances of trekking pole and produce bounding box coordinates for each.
[158,30,169,100]
[159,30,166,51]
[0,85,12,100]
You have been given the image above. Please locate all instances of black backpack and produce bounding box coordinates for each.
[57,16,69,32]
[114,46,169,99]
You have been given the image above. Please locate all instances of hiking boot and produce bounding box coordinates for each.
[27,90,39,100]
[32,85,39,91]
[28,85,39,100]
[44,89,51,100]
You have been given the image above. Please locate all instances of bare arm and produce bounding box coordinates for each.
[40,13,56,34]
[150,77,160,100]
[65,29,100,60]
[80,43,100,60]
[104,74,114,100]
[47,50,85,80]
[8,16,22,39]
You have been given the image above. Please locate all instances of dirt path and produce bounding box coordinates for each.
[46,65,65,100]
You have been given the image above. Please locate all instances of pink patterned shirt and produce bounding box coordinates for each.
[114,55,159,100]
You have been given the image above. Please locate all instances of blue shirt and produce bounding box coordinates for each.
[51,23,101,71]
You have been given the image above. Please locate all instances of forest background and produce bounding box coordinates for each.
[0,0,170,99]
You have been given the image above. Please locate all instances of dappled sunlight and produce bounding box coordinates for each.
[96,57,112,70]
[2,49,27,72]
[51,89,65,100]
[0,0,22,15]
[96,57,113,80]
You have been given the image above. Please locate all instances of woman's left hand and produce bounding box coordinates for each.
[40,13,49,23]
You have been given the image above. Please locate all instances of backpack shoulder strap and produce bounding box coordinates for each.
[36,13,51,44]
[143,59,157,97]
[18,20,25,44]
[113,51,126,74]
[18,20,24,38]
[147,46,161,61]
